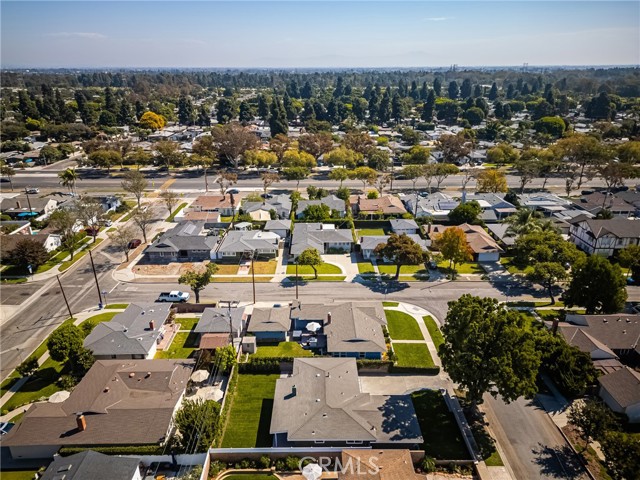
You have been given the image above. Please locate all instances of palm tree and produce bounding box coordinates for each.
[58,168,79,194]
[505,208,543,236]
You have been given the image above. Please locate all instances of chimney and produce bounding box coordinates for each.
[427,223,432,234]
[16,201,21,209]
[76,414,86,432]
[292,385,297,396]
[551,318,559,335]
[326,312,332,326]
[149,320,155,330]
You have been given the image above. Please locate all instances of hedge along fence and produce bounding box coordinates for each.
[59,445,165,456]
[238,357,293,374]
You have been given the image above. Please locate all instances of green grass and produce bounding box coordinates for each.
[104,303,129,309]
[1,373,21,397]
[422,315,444,350]
[78,311,119,331]
[507,300,566,308]
[213,277,273,283]
[485,450,504,466]
[214,264,240,275]
[437,260,484,275]
[385,310,424,340]
[356,228,387,236]
[154,332,198,359]
[285,275,346,282]
[252,342,312,358]
[221,374,279,448]
[0,471,41,480]
[59,237,104,272]
[357,262,375,274]
[223,475,278,480]
[378,263,428,275]
[286,263,342,275]
[250,260,277,275]
[382,301,399,307]
[166,202,187,222]
[499,257,533,275]
[2,358,64,412]
[393,343,435,369]
[411,389,470,460]
[176,317,199,331]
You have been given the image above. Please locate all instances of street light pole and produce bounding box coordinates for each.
[251,253,256,304]
[295,261,299,300]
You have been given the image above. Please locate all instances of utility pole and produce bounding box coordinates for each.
[23,188,33,214]
[56,274,74,319]
[295,261,299,300]
[251,252,256,304]
[88,250,104,307]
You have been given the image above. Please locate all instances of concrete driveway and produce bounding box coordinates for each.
[321,253,360,280]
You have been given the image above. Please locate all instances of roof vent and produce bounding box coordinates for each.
[603,319,608,323]
[129,372,135,378]
[103,387,109,393]
[323,413,328,418]
[316,398,321,402]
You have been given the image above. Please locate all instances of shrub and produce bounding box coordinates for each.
[16,357,39,377]
[259,455,271,469]
[57,374,78,390]
[285,456,301,471]
[421,456,436,473]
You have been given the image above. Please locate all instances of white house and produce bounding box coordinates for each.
[390,218,419,235]
[569,216,640,257]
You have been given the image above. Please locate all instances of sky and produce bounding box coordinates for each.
[1,1,639,68]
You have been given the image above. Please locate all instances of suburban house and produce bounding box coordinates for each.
[243,194,292,219]
[463,193,517,222]
[244,206,271,221]
[194,307,247,343]
[339,450,423,480]
[429,223,504,262]
[0,196,58,220]
[403,193,459,221]
[190,194,240,217]
[270,358,423,447]
[568,216,640,256]
[83,303,172,360]
[360,234,429,260]
[0,233,61,261]
[182,210,222,227]
[296,195,346,219]
[616,190,640,217]
[2,359,194,459]
[390,218,419,235]
[264,219,292,239]
[93,195,121,212]
[518,193,573,216]
[486,223,517,248]
[146,221,218,263]
[573,192,637,218]
[558,314,640,365]
[0,220,32,235]
[290,223,353,258]
[598,367,640,423]
[247,306,292,342]
[352,195,408,218]
[40,451,142,480]
[289,301,387,359]
[213,230,279,259]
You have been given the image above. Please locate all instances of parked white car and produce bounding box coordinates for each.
[156,291,190,303]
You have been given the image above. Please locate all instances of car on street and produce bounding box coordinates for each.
[25,187,40,194]
[157,291,190,303]
[128,239,142,249]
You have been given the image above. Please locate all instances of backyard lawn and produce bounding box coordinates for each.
[155,332,198,359]
[357,262,375,274]
[356,228,387,236]
[422,315,444,350]
[250,260,278,275]
[385,310,424,341]
[221,374,279,448]
[411,389,470,460]
[393,343,435,369]
[176,317,199,331]
[286,263,342,275]
[252,342,312,358]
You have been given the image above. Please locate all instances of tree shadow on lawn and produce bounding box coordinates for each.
[256,399,274,448]
[532,442,587,479]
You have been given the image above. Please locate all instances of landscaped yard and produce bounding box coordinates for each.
[78,311,119,331]
[357,261,375,274]
[286,263,342,275]
[411,389,470,460]
[166,202,188,222]
[59,238,104,272]
[104,303,129,309]
[221,374,278,448]
[285,275,346,282]
[356,228,387,236]
[437,260,484,275]
[2,358,64,413]
[213,276,274,283]
[393,343,435,369]
[378,263,428,276]
[250,259,278,275]
[422,315,444,350]
[385,310,424,341]
[500,257,533,275]
[213,264,240,275]
[176,317,199,331]
[382,301,399,307]
[252,342,312,358]
[155,332,198,359]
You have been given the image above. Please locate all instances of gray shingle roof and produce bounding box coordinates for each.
[195,307,246,334]
[270,358,423,444]
[290,223,353,255]
[248,307,291,333]
[599,367,640,408]
[216,230,279,254]
[146,221,217,254]
[573,218,640,239]
[297,195,345,216]
[40,451,140,480]
[265,219,292,231]
[390,218,418,230]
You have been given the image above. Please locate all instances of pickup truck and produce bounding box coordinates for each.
[157,291,190,303]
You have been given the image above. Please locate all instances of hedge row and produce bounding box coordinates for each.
[59,444,164,456]
[390,365,441,375]
[238,357,291,373]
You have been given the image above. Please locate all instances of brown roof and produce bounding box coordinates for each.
[430,223,503,254]
[191,195,235,210]
[356,196,407,215]
[599,367,640,408]
[0,233,53,257]
[564,314,640,355]
[2,359,194,448]
[183,211,222,223]
[340,449,422,480]
[199,333,230,349]
[571,218,640,239]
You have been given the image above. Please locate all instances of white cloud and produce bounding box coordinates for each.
[424,17,451,22]
[46,32,106,39]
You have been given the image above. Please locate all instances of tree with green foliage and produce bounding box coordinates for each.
[433,163,459,190]
[178,263,219,303]
[121,170,148,209]
[58,168,79,194]
[298,132,333,160]
[269,97,288,137]
[374,233,427,280]
[1,161,16,191]
[282,166,310,190]
[564,255,627,314]
[568,399,618,448]
[527,262,568,305]
[7,238,50,270]
[216,97,238,124]
[281,150,316,169]
[297,247,323,278]
[448,81,459,99]
[39,145,63,165]
[49,208,79,260]
[487,143,520,166]
[350,166,378,192]
[213,345,237,372]
[618,244,640,279]
[601,432,640,480]
[476,169,508,193]
[553,134,606,190]
[175,399,221,452]
[211,123,259,169]
[324,147,362,169]
[512,230,585,270]
[47,323,84,363]
[401,145,431,165]
[401,164,424,191]
[303,203,331,221]
[439,295,541,405]
[329,168,349,187]
[16,356,39,377]
[448,201,482,225]
[88,149,121,172]
[433,227,473,279]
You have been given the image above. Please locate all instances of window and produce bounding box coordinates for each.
[346,440,363,445]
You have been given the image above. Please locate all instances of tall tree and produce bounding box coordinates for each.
[282,166,310,190]
[131,206,154,243]
[178,262,219,303]
[269,97,288,137]
[174,399,221,452]
[49,209,79,260]
[76,195,105,243]
[297,247,324,279]
[448,81,460,99]
[108,225,137,262]
[211,123,259,169]
[7,238,49,270]
[433,227,472,278]
[527,262,568,305]
[121,170,148,209]
[374,233,427,279]
[159,189,179,216]
[439,295,541,405]
[260,172,280,196]
[476,169,508,193]
[568,399,618,448]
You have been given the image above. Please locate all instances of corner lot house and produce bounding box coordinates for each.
[429,223,503,262]
[146,221,217,262]
[598,367,640,423]
[270,358,423,447]
[569,216,640,257]
[3,359,194,459]
[213,230,279,259]
[0,196,58,219]
[40,450,142,480]
[0,233,61,261]
[296,195,346,219]
[83,303,171,359]
[290,223,353,258]
[189,194,239,216]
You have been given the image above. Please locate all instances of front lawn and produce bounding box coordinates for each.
[213,264,240,275]
[213,276,273,283]
[286,263,342,275]
[393,343,435,369]
[252,342,312,358]
[78,311,119,331]
[422,315,444,350]
[382,301,399,307]
[357,262,375,274]
[166,202,187,222]
[104,303,129,309]
[59,238,104,272]
[385,310,424,341]
[2,358,64,412]
[378,263,428,275]
[285,275,346,282]
[500,257,533,275]
[411,389,470,460]
[0,471,42,480]
[250,259,278,275]
[154,332,198,359]
[437,260,484,275]
[221,374,279,448]
[356,228,387,236]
